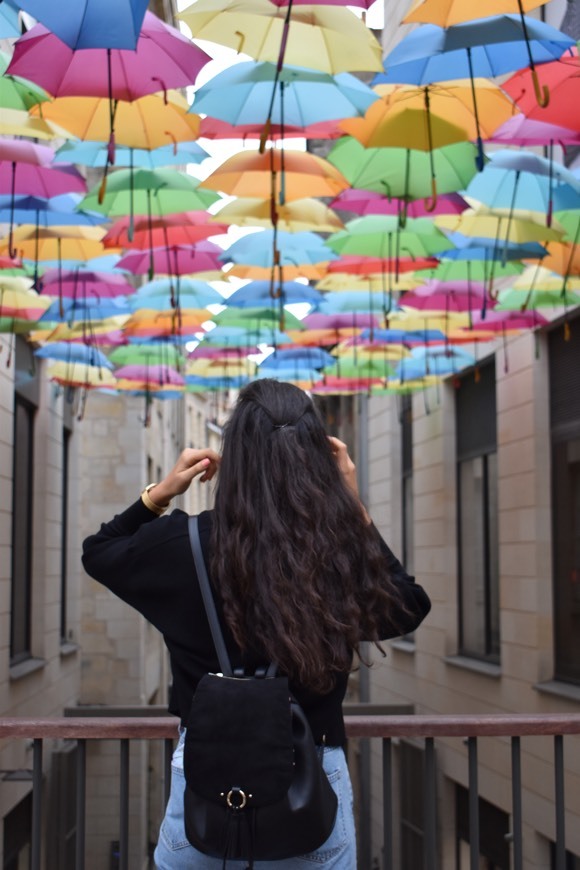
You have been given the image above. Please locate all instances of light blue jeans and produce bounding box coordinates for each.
[154,729,357,869]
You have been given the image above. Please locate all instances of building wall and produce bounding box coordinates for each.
[365,329,580,868]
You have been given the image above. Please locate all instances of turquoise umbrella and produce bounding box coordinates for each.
[54,140,209,169]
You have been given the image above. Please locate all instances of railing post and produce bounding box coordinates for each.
[468,737,479,870]
[424,737,437,870]
[76,739,86,870]
[554,734,565,870]
[383,737,393,870]
[511,736,523,870]
[119,738,130,870]
[31,738,43,870]
[164,738,173,806]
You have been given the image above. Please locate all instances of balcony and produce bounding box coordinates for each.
[1,712,580,870]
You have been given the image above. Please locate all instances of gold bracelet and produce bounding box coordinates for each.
[141,483,169,516]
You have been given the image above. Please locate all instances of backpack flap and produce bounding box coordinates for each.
[184,673,294,809]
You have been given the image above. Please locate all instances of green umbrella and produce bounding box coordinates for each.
[495,287,580,310]
[80,167,220,224]
[327,215,453,259]
[108,342,186,368]
[0,49,51,111]
[212,306,305,331]
[417,259,524,284]
[327,137,480,213]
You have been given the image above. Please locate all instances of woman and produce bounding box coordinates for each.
[82,379,430,869]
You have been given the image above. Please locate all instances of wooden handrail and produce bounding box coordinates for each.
[1,713,580,741]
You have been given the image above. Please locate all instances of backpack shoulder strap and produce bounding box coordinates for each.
[188,515,233,677]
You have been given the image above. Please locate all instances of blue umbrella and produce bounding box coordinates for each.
[185,374,249,389]
[358,327,447,344]
[375,15,575,169]
[395,346,475,381]
[192,61,378,127]
[200,326,291,348]
[133,278,223,307]
[220,230,337,268]
[226,280,323,308]
[11,0,149,49]
[39,296,130,323]
[0,194,106,227]
[34,341,113,368]
[0,0,20,38]
[260,347,336,369]
[54,140,209,169]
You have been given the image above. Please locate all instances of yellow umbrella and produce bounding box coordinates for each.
[404,0,548,26]
[435,209,565,244]
[315,273,423,292]
[212,197,345,233]
[199,149,349,201]
[225,262,330,281]
[46,360,118,387]
[29,316,129,343]
[0,107,69,140]
[388,310,470,331]
[1,226,112,262]
[332,342,411,360]
[31,91,201,150]
[512,265,580,292]
[341,106,469,150]
[179,0,382,74]
[348,82,515,146]
[0,284,53,319]
[185,358,257,378]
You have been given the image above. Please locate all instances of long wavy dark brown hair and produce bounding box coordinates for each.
[210,379,401,693]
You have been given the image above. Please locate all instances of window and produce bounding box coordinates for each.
[3,794,32,870]
[549,320,580,684]
[60,422,72,643]
[401,394,414,576]
[456,363,499,662]
[550,843,580,870]
[11,337,39,664]
[455,785,510,870]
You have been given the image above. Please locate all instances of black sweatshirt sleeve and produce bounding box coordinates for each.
[371,525,431,640]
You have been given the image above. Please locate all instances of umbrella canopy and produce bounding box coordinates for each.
[0,193,105,227]
[113,363,185,387]
[118,243,223,277]
[2,225,109,263]
[226,280,323,307]
[330,189,467,217]
[495,287,580,310]
[490,115,580,147]
[198,116,343,141]
[436,210,565,245]
[33,93,202,152]
[199,148,349,201]
[213,197,344,233]
[192,61,378,126]
[54,139,208,169]
[221,229,337,267]
[503,48,580,133]
[108,342,186,368]
[327,216,454,259]
[178,0,383,74]
[11,0,149,49]
[7,13,211,102]
[327,137,479,203]
[0,48,50,112]
[403,0,548,25]
[0,1,21,38]
[34,341,114,368]
[103,212,228,249]
[46,360,118,387]
[39,268,133,299]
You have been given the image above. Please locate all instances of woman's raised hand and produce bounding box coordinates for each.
[149,448,220,506]
[327,437,371,523]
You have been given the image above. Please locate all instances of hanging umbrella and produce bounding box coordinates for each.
[226,279,323,308]
[221,229,337,268]
[117,242,223,277]
[178,0,383,74]
[199,148,349,202]
[133,277,223,304]
[375,16,575,167]
[39,268,133,300]
[11,0,149,49]
[33,93,202,153]
[0,108,60,141]
[0,280,52,321]
[198,116,343,141]
[2,225,109,263]
[54,139,208,170]
[191,61,378,126]
[327,255,439,275]
[7,13,210,102]
[0,193,105,228]
[108,342,186,368]
[0,1,20,38]
[0,48,50,112]
[329,189,467,218]
[260,347,336,369]
[46,360,118,388]
[403,0,549,26]
[503,48,580,133]
[327,216,453,258]
[103,212,228,250]
[34,341,114,368]
[113,363,185,387]
[490,115,580,147]
[211,306,306,331]
[327,137,479,210]
[436,209,565,246]
[316,273,421,292]
[495,287,580,310]
[213,197,344,233]
[122,309,209,339]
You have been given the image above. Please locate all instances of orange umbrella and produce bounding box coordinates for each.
[404,0,548,26]
[122,309,209,338]
[225,262,330,281]
[199,149,349,201]
[529,242,580,277]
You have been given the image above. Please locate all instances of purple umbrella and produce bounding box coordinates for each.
[114,363,186,387]
[490,114,580,147]
[329,188,467,218]
[117,243,222,277]
[39,269,134,299]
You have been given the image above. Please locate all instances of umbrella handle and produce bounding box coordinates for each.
[234,30,245,54]
[531,69,550,108]
[424,178,438,213]
[259,119,271,155]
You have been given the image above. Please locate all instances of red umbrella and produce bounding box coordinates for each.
[199,117,343,141]
[117,242,223,276]
[327,255,439,275]
[503,47,580,132]
[103,212,229,249]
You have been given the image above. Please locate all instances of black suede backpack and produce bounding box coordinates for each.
[183,516,338,868]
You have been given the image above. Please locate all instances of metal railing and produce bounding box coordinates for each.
[1,713,580,870]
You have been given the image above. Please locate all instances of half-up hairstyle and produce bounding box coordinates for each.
[210,379,402,694]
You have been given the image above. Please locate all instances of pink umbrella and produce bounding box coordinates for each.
[304,312,380,330]
[490,115,580,147]
[311,375,383,392]
[188,347,249,360]
[0,139,54,166]
[7,12,211,164]
[114,363,185,387]
[117,242,222,277]
[39,269,135,299]
[329,189,467,217]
